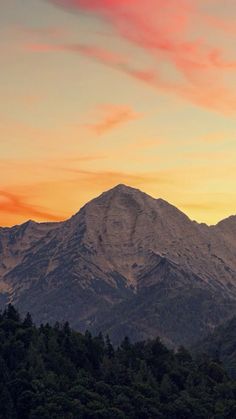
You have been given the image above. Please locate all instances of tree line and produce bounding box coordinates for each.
[0,305,236,418]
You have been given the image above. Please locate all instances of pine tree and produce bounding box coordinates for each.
[105,335,115,359]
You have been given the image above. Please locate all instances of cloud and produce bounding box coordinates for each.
[47,0,234,68]
[45,0,236,115]
[27,39,236,114]
[25,42,127,66]
[85,104,140,135]
[202,14,236,36]
[0,190,61,222]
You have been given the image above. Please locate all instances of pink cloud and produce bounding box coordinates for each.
[202,14,236,36]
[85,104,140,135]
[26,40,236,115]
[34,1,236,114]
[25,43,56,52]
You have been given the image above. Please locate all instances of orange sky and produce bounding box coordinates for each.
[1,0,236,226]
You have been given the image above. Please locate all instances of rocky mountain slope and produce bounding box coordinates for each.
[0,184,236,346]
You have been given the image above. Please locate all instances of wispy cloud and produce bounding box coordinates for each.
[26,39,236,115]
[0,190,61,221]
[25,42,127,66]
[85,104,140,135]
[43,0,236,115]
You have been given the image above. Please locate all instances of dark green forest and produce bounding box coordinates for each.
[1,306,236,418]
[194,316,236,380]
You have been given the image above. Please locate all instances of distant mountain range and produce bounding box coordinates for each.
[1,184,236,347]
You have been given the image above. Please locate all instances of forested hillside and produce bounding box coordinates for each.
[1,305,236,418]
[194,316,236,380]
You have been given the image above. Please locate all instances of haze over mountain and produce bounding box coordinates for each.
[1,184,236,347]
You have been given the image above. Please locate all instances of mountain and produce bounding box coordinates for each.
[1,184,236,346]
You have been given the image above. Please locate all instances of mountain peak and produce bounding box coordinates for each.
[105,183,145,195]
[76,184,192,229]
[20,220,36,228]
[85,184,155,209]
[111,183,132,191]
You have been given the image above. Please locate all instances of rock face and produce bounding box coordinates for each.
[1,184,236,346]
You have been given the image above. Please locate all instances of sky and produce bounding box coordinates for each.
[1,0,236,226]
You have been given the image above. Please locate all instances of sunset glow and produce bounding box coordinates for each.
[1,0,236,226]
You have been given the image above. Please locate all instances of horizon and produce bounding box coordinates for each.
[1,1,236,226]
[1,183,235,228]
